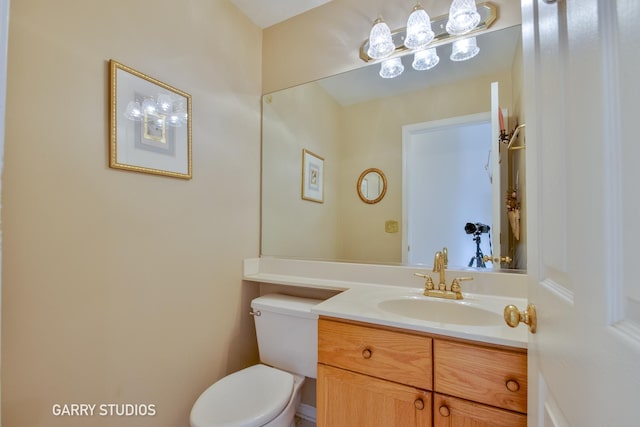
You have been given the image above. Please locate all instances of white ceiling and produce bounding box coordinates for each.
[231,0,334,28]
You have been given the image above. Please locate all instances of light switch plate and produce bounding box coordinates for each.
[385,220,399,233]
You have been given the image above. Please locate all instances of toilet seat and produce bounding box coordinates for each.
[190,364,294,427]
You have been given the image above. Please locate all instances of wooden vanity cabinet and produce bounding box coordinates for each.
[317,317,527,427]
[434,339,528,414]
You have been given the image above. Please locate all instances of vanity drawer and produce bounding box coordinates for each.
[318,318,432,390]
[434,339,527,413]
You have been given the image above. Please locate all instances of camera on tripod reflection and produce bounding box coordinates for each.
[464,222,490,236]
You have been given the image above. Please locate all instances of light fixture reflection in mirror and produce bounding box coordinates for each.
[357,168,387,204]
[380,57,404,79]
[450,37,480,61]
[412,47,440,71]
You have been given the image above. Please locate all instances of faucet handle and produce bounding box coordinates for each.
[482,255,512,264]
[414,272,435,291]
[450,276,473,296]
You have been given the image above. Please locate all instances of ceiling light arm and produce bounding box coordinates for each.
[359,2,497,63]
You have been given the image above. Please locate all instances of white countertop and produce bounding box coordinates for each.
[244,257,530,349]
[312,285,528,349]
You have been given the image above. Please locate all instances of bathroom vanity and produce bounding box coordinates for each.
[316,317,526,426]
[243,257,530,426]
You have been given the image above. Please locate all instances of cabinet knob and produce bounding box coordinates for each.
[506,379,520,392]
[362,348,372,359]
[414,399,424,410]
[439,405,450,417]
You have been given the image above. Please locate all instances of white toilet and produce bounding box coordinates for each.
[190,294,322,427]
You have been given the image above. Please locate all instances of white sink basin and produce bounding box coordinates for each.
[378,297,504,326]
[312,286,528,347]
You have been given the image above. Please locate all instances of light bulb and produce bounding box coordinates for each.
[367,18,395,59]
[450,37,480,61]
[379,57,404,79]
[404,5,434,50]
[412,48,440,70]
[446,0,481,36]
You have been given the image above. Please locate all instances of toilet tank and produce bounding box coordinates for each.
[251,294,322,379]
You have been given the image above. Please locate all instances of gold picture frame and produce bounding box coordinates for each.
[109,60,192,179]
[301,149,324,203]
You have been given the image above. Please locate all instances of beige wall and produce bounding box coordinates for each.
[263,0,523,93]
[262,82,342,259]
[2,1,262,426]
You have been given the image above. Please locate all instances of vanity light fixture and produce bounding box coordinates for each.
[446,0,481,36]
[450,36,480,61]
[361,1,495,79]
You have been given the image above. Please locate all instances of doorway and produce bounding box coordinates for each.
[402,113,493,268]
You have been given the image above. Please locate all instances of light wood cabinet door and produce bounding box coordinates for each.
[433,393,526,427]
[317,364,432,427]
[318,318,432,390]
[434,339,527,413]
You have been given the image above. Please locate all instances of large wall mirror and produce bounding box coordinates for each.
[261,25,525,271]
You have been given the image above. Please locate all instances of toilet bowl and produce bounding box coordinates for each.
[190,294,321,427]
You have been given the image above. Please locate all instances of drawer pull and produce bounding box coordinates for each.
[414,399,424,410]
[506,379,520,392]
[362,348,372,359]
[439,405,450,417]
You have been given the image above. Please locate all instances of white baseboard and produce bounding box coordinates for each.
[296,403,316,422]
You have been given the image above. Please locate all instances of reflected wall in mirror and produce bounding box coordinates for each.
[261,25,525,271]
[357,168,387,204]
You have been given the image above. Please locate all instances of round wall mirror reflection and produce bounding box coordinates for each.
[357,168,387,204]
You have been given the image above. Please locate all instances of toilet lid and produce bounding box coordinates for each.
[190,364,294,427]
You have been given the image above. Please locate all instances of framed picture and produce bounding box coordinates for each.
[301,149,324,203]
[109,59,192,179]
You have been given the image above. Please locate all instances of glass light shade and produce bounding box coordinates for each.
[157,94,173,113]
[404,5,434,50]
[167,114,183,127]
[379,57,404,79]
[412,48,440,71]
[450,37,479,61]
[446,0,481,35]
[124,101,143,121]
[367,18,395,59]
[141,98,157,115]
